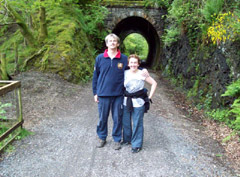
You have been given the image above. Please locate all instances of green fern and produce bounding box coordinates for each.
[221,79,240,131]
[206,108,230,123]
[230,99,240,130]
[163,26,180,47]
[222,79,240,97]
[202,0,224,23]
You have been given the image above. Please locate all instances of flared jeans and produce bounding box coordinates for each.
[122,105,145,148]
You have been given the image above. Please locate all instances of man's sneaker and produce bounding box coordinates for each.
[131,147,141,153]
[96,139,106,148]
[113,142,121,150]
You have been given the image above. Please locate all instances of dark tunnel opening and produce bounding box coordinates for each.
[112,16,160,68]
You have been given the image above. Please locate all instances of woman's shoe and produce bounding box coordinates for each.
[131,147,141,153]
[120,141,131,145]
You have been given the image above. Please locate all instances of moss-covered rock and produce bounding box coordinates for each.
[32,6,95,83]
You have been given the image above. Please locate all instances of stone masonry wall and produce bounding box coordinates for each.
[104,7,165,39]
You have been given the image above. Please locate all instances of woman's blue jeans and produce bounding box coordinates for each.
[122,105,145,148]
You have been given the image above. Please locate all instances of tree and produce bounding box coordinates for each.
[38,0,48,43]
[0,0,37,47]
[0,0,63,47]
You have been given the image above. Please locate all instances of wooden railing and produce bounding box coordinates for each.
[0,80,23,153]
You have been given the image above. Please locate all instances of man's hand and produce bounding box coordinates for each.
[94,95,99,103]
[142,68,149,78]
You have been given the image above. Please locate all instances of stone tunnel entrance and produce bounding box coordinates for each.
[112,16,160,68]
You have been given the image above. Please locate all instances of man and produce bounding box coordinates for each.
[92,33,127,150]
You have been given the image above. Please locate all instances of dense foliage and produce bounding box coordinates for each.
[159,0,240,133]
[207,11,240,45]
[221,79,240,131]
[122,33,148,60]
[0,0,107,82]
[163,0,240,47]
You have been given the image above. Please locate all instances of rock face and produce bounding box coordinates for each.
[26,7,96,84]
[162,35,240,108]
[37,29,95,83]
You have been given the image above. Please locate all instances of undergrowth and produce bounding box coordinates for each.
[0,102,33,153]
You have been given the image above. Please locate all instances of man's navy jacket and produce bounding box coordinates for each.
[92,49,128,97]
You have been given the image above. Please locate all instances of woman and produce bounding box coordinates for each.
[122,54,157,153]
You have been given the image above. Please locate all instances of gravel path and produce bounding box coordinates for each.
[0,71,238,177]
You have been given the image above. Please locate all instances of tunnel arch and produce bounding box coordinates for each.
[112,16,160,67]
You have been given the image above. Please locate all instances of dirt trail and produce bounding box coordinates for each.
[0,71,239,177]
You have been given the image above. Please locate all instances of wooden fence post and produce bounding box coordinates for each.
[0,53,1,79]
[0,53,9,80]
[14,42,19,74]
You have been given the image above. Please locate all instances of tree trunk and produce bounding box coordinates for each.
[7,3,37,47]
[38,2,48,43]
